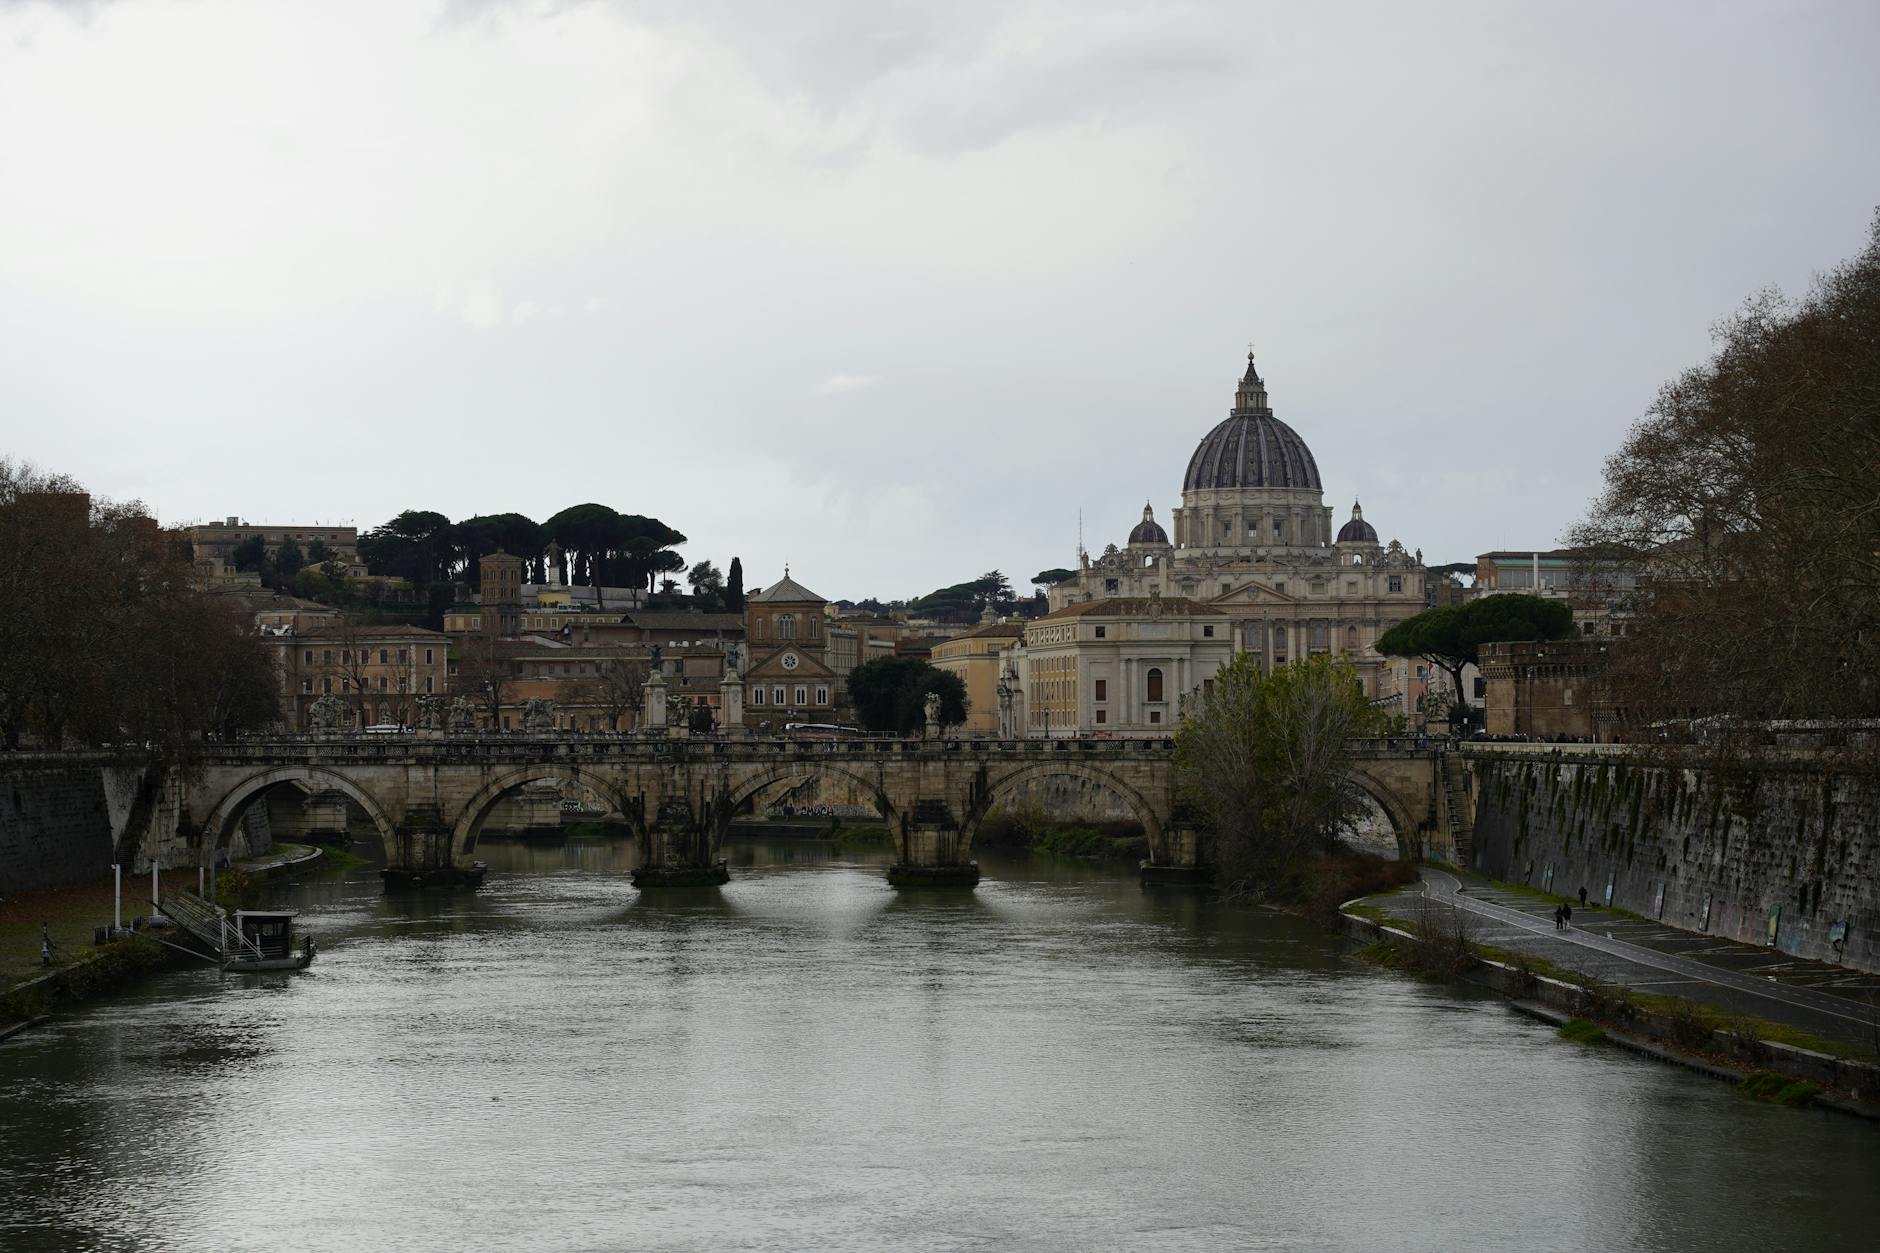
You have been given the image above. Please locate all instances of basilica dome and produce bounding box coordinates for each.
[1181,353,1323,492]
[1336,502,1378,543]
[1128,502,1169,546]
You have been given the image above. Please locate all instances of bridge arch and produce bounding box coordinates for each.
[201,766,398,856]
[724,761,897,828]
[967,760,1166,856]
[1343,764,1420,861]
[451,766,632,854]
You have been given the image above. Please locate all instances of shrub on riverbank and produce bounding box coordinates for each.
[1739,1071,1820,1106]
[1290,852,1418,925]
[1,933,173,1026]
[975,809,1147,863]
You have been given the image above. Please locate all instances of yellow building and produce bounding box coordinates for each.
[930,621,1025,734]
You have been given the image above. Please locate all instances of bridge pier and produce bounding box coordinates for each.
[1139,822,1213,886]
[887,803,979,888]
[631,795,730,888]
[381,805,486,888]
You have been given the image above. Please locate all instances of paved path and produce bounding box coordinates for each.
[1370,869,1880,1054]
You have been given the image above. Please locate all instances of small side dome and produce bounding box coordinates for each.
[1128,502,1169,546]
[1336,501,1378,543]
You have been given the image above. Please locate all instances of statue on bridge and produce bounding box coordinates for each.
[521,698,559,732]
[415,694,445,731]
[446,696,477,732]
[307,694,347,733]
[923,690,942,739]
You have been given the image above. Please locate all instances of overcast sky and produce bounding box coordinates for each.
[2,0,1876,599]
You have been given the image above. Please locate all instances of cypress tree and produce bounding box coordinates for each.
[726,556,744,611]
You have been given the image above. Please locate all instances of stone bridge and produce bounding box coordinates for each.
[6,736,1456,887]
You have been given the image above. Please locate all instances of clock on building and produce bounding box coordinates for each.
[781,652,800,671]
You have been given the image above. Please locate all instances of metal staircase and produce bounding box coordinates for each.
[156,891,264,964]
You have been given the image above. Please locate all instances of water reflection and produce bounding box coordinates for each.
[0,837,1876,1253]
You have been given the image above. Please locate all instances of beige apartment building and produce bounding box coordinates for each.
[930,621,1025,734]
[275,624,450,729]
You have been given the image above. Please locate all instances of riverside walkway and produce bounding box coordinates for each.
[1369,868,1880,1054]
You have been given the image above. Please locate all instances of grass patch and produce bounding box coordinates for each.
[0,932,173,1025]
[1739,1071,1821,1107]
[830,825,892,850]
[1558,1018,1608,1044]
[318,844,369,870]
[1354,940,1405,968]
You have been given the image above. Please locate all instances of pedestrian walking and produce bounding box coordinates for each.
[1553,905,1565,931]
[1562,903,1573,929]
[40,921,56,967]
[1578,886,1588,907]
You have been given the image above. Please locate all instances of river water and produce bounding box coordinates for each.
[2,838,1876,1252]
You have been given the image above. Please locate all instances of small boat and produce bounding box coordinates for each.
[223,909,317,972]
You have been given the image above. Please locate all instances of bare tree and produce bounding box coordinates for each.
[455,632,515,729]
[1572,210,1880,729]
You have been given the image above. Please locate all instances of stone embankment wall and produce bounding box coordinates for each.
[1470,752,1880,973]
[1,767,117,894]
[1,761,276,895]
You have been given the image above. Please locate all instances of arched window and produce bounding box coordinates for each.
[1146,668,1163,702]
[1273,627,1287,650]
[1345,625,1360,651]
[752,617,766,640]
[780,615,796,640]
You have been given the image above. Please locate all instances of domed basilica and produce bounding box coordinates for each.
[1005,352,1427,735]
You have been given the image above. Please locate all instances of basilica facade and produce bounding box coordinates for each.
[1003,352,1427,736]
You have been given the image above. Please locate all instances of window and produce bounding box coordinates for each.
[794,685,807,706]
[322,678,332,695]
[1095,626,1106,638]
[1095,709,1107,724]
[1094,679,1107,701]
[753,686,765,705]
[341,679,350,692]
[1146,668,1163,702]
[815,686,828,705]
[1203,625,1215,638]
[379,649,389,663]
[397,677,407,692]
[323,650,333,664]
[425,648,434,665]
[378,677,388,692]
[779,616,796,640]
[773,686,785,706]
[1273,582,1285,595]
[424,677,433,694]
[753,618,766,640]
[303,649,313,664]
[1388,576,1403,593]
[1103,579,1118,593]
[301,680,312,694]
[1149,710,1162,724]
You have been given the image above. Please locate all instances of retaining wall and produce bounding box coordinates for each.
[1470,752,1880,973]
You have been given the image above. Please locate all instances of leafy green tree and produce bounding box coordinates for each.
[726,557,744,611]
[359,510,453,587]
[908,570,1016,623]
[305,538,330,565]
[846,656,968,735]
[1375,594,1571,721]
[230,534,269,573]
[271,539,304,584]
[455,513,541,581]
[1174,652,1389,886]
[1032,568,1076,588]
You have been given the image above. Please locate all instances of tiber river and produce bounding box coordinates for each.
[2,837,1877,1252]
